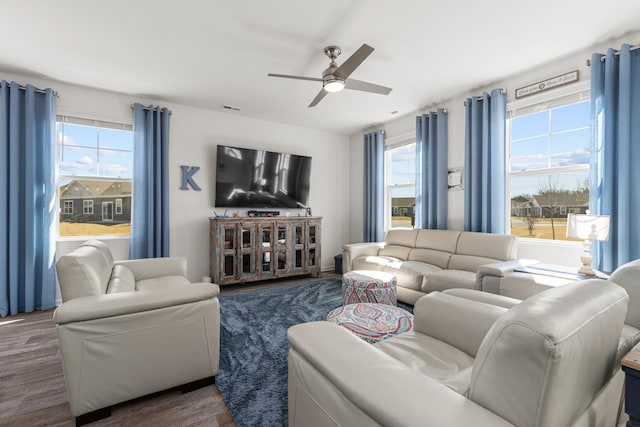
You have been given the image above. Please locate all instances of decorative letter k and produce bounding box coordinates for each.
[180,166,202,191]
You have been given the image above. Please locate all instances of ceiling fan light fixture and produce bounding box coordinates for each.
[323,79,345,93]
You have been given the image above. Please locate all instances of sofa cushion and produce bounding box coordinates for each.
[455,232,517,261]
[352,255,399,271]
[385,229,418,247]
[56,240,115,301]
[408,248,451,269]
[374,331,474,394]
[379,245,411,260]
[136,275,191,291]
[383,261,441,291]
[422,270,476,293]
[106,265,136,294]
[448,254,501,273]
[415,229,460,253]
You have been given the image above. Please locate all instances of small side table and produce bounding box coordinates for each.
[622,342,640,427]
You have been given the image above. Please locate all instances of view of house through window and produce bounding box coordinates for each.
[386,143,416,228]
[508,92,590,240]
[57,116,133,237]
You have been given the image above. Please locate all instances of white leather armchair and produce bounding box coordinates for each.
[288,280,628,427]
[54,240,220,425]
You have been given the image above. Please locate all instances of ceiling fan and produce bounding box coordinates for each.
[268,43,392,107]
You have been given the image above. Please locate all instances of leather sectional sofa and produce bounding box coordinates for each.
[477,257,640,357]
[288,280,629,426]
[343,229,518,304]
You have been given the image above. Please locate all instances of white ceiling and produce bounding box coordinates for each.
[2,0,640,135]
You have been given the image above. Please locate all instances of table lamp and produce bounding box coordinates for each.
[566,211,610,275]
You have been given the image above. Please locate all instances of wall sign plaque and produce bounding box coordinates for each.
[515,70,579,99]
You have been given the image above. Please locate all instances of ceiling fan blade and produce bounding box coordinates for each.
[308,89,328,108]
[334,44,374,80]
[267,73,323,82]
[345,78,392,95]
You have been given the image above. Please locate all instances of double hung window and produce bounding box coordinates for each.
[385,141,416,229]
[508,90,590,240]
[57,116,133,237]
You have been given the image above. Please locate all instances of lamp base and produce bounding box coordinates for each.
[577,240,596,276]
[578,265,596,276]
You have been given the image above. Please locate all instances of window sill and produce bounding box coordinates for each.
[56,235,130,242]
[516,237,582,248]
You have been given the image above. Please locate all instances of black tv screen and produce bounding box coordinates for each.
[215,145,312,208]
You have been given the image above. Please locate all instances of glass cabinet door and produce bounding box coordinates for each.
[217,223,237,281]
[258,223,274,277]
[275,224,288,273]
[308,224,317,268]
[292,223,305,272]
[239,223,255,278]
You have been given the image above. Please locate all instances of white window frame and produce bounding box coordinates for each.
[56,114,133,239]
[63,200,73,214]
[384,132,416,231]
[116,198,123,214]
[83,200,94,214]
[506,82,591,241]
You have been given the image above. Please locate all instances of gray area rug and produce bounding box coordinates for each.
[216,279,412,426]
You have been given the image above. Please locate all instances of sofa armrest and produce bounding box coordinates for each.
[609,259,640,330]
[115,257,187,280]
[287,322,513,427]
[413,292,508,357]
[342,242,385,273]
[476,259,538,293]
[53,283,219,324]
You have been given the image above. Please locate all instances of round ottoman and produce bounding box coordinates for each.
[326,303,413,344]
[342,270,397,305]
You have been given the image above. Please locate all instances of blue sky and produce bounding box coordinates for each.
[58,123,133,179]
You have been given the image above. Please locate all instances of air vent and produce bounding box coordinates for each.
[221,104,241,111]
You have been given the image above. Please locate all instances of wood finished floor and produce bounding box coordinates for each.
[0,273,340,427]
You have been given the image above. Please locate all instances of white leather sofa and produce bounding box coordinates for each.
[54,240,220,425]
[477,258,640,357]
[343,229,518,304]
[288,280,628,427]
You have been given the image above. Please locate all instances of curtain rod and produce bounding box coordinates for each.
[3,81,58,97]
[420,108,447,114]
[131,104,173,115]
[585,43,640,66]
[464,88,506,106]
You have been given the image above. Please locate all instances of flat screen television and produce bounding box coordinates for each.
[215,145,312,208]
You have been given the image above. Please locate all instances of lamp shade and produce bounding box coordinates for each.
[566,213,610,241]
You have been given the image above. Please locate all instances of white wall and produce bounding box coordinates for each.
[349,32,640,268]
[2,72,350,284]
[168,103,350,279]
